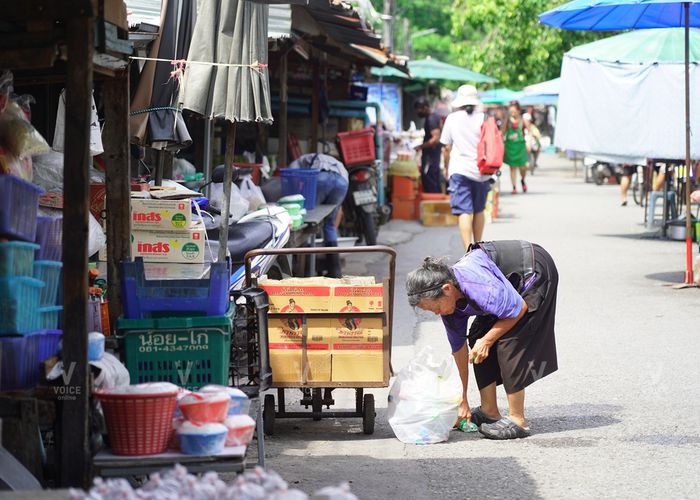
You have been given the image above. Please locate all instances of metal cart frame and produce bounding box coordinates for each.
[244,245,396,435]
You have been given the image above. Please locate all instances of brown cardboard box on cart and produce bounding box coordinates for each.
[268,317,332,383]
[330,313,385,383]
[330,283,384,313]
[260,277,333,313]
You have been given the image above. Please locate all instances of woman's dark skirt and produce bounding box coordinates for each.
[468,244,558,393]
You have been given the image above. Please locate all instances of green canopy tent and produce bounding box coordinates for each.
[371,65,412,79]
[407,57,497,83]
[479,88,522,105]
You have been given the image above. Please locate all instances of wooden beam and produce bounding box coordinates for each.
[310,59,319,153]
[60,14,94,489]
[0,0,93,21]
[102,72,130,331]
[278,51,288,167]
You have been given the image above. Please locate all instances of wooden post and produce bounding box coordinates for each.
[310,59,319,154]
[278,51,288,167]
[61,14,94,489]
[103,72,131,330]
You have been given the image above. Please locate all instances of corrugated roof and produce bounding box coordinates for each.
[125,0,162,27]
[269,4,292,39]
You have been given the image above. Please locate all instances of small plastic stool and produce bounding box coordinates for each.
[647,191,677,226]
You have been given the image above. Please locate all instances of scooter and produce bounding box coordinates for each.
[584,156,623,185]
[340,161,380,246]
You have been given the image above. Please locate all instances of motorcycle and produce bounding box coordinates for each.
[340,160,380,246]
[584,156,623,185]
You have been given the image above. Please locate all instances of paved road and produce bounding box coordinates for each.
[261,154,700,499]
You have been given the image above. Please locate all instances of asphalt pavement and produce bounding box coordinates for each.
[260,153,700,499]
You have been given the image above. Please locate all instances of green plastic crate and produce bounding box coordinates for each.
[117,307,233,390]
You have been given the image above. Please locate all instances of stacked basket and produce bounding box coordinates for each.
[0,174,63,391]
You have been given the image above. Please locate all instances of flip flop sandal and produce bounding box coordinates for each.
[479,417,531,440]
[469,406,500,427]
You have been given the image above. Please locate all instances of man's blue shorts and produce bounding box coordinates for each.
[447,174,491,215]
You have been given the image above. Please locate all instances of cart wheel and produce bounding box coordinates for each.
[362,394,375,435]
[312,389,322,421]
[263,394,275,435]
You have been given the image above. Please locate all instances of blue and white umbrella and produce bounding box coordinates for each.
[540,0,700,285]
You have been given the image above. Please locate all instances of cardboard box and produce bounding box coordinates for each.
[331,317,384,347]
[260,279,332,313]
[331,284,384,313]
[420,200,459,227]
[130,222,206,263]
[268,319,332,383]
[332,351,384,382]
[131,198,192,232]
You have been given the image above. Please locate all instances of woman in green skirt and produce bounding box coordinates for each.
[503,101,529,194]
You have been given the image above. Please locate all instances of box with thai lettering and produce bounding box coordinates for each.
[260,277,333,313]
[131,198,192,231]
[330,283,384,313]
[330,317,385,383]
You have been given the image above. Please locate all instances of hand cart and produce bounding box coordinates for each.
[243,245,396,435]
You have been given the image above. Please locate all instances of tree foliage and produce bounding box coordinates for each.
[451,0,608,87]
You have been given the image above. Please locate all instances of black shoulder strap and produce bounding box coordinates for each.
[469,240,535,279]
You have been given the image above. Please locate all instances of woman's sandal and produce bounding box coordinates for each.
[479,417,531,440]
[469,406,500,427]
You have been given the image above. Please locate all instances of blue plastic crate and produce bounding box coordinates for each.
[280,168,320,210]
[0,175,43,242]
[24,329,62,387]
[33,260,62,306]
[34,216,63,261]
[121,258,231,319]
[0,241,39,277]
[0,336,32,391]
[38,306,62,330]
[0,277,43,335]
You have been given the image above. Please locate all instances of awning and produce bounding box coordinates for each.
[408,57,497,83]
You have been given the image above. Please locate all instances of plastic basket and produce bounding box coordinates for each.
[38,306,62,330]
[34,216,63,261]
[0,336,32,391]
[95,390,178,456]
[33,260,62,306]
[280,168,320,210]
[0,277,43,335]
[117,307,233,391]
[121,258,231,319]
[0,175,44,242]
[337,128,376,167]
[0,242,39,277]
[24,329,62,387]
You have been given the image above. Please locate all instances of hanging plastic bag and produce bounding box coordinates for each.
[210,182,249,222]
[387,346,462,444]
[88,212,106,257]
[240,176,266,211]
[0,101,50,158]
[53,89,103,156]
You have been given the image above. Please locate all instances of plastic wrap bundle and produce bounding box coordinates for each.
[71,464,358,499]
[387,346,462,444]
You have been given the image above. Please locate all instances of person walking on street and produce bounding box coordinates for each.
[406,240,560,440]
[503,101,529,194]
[523,112,541,174]
[414,99,444,193]
[440,85,492,249]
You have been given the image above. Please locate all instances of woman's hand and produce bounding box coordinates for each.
[455,398,472,427]
[470,337,493,364]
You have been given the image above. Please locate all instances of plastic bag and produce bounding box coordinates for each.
[240,176,266,211]
[0,70,12,114]
[387,346,462,444]
[53,89,103,156]
[209,182,249,221]
[89,212,106,257]
[0,101,50,157]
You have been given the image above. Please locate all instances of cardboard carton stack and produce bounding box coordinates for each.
[260,277,387,384]
[130,198,206,264]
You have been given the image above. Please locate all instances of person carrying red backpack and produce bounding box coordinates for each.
[441,85,496,249]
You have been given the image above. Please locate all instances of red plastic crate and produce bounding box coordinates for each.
[392,176,418,200]
[392,198,418,220]
[337,128,376,166]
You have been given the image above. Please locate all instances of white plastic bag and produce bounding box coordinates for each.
[88,212,106,257]
[240,177,266,211]
[210,182,249,221]
[387,346,462,444]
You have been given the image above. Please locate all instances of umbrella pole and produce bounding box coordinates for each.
[218,121,235,263]
[684,2,694,284]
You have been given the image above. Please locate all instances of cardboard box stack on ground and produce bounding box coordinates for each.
[130,197,207,264]
[420,199,459,226]
[260,276,386,384]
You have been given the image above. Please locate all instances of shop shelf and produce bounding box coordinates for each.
[121,258,230,319]
[0,336,32,391]
[0,241,39,277]
[0,175,43,242]
[34,216,63,261]
[0,277,43,334]
[33,260,62,306]
[38,306,63,330]
[117,307,233,391]
[337,127,376,167]
[280,168,320,210]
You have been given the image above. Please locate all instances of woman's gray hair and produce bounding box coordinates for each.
[406,257,457,307]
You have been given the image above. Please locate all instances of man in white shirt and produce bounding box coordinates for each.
[440,85,492,249]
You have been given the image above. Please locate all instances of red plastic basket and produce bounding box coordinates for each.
[96,390,177,456]
[337,128,376,166]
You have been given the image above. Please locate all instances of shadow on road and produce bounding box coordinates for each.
[528,403,623,435]
[644,271,686,283]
